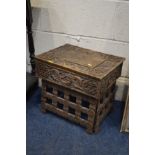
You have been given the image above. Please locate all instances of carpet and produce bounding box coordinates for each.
[26,88,129,155]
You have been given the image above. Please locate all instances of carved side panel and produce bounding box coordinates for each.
[100,64,122,96]
[35,60,99,98]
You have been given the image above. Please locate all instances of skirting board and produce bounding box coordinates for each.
[38,77,129,102]
[115,77,129,102]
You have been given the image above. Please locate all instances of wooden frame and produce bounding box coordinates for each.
[120,92,129,132]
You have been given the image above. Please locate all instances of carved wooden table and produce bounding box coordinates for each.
[35,44,125,133]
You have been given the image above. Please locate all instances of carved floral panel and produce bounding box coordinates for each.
[36,60,99,98]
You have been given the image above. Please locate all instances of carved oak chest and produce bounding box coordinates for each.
[35,44,125,133]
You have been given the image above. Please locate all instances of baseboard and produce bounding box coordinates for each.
[115,77,129,102]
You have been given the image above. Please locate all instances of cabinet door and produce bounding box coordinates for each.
[120,92,129,132]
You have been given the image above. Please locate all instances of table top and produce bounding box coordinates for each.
[35,44,125,79]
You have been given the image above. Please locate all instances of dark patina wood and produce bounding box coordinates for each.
[26,0,38,99]
[35,44,125,133]
[26,0,35,75]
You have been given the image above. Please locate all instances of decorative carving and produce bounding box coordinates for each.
[91,58,122,77]
[36,44,125,79]
[37,51,91,73]
[100,64,122,95]
[36,61,98,98]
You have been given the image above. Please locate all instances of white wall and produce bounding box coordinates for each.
[27,0,129,101]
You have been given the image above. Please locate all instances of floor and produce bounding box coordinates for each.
[26,88,129,155]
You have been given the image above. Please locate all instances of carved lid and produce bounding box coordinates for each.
[35,44,125,79]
